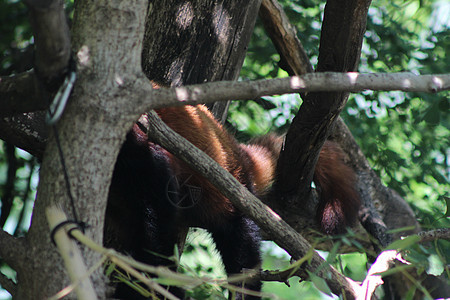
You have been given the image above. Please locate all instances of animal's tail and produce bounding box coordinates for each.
[314,141,360,234]
[246,135,360,234]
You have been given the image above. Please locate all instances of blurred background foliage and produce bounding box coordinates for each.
[0,0,448,298]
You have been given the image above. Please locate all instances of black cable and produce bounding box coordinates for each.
[52,124,81,224]
[44,57,86,235]
[50,220,84,245]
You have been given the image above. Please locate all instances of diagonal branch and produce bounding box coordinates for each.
[0,70,49,116]
[0,229,27,273]
[0,272,16,298]
[259,0,313,75]
[274,0,372,206]
[144,111,358,298]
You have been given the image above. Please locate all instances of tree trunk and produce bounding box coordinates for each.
[17,0,149,298]
[14,0,262,298]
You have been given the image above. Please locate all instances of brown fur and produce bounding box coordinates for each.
[151,80,360,233]
[154,103,360,234]
[156,105,254,224]
[314,141,360,234]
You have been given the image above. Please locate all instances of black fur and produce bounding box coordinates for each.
[104,125,262,299]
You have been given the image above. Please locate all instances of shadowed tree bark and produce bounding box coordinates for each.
[0,0,448,299]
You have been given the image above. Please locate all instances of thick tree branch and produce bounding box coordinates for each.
[257,1,413,249]
[0,112,48,159]
[259,0,313,75]
[132,72,449,113]
[0,229,26,272]
[274,0,372,205]
[141,0,262,122]
[1,72,448,158]
[24,0,71,91]
[144,111,358,298]
[332,120,419,243]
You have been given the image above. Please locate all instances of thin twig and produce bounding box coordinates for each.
[417,228,450,243]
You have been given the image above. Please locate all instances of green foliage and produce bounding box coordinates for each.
[0,0,32,74]
[237,0,450,229]
[180,229,228,299]
[232,0,449,298]
[0,0,448,298]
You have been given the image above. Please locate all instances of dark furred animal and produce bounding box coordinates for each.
[104,104,360,299]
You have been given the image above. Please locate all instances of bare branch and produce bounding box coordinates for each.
[132,72,450,113]
[46,207,98,300]
[0,112,48,159]
[1,72,447,158]
[0,272,16,298]
[144,111,358,298]
[0,70,49,116]
[259,0,313,75]
[24,0,71,90]
[418,228,450,243]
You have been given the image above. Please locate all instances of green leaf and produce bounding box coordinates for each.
[438,97,449,112]
[307,271,332,296]
[427,254,444,276]
[385,235,421,251]
[423,105,440,125]
[444,196,450,218]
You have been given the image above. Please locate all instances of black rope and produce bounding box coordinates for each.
[52,124,81,224]
[44,57,87,241]
[50,220,85,246]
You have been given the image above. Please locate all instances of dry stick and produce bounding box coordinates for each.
[144,111,359,299]
[46,206,182,300]
[48,256,107,300]
[418,228,450,243]
[61,214,269,299]
[46,206,97,300]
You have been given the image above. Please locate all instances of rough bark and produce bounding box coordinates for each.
[24,0,71,91]
[259,0,313,75]
[142,0,261,86]
[7,0,263,298]
[0,112,48,159]
[16,0,149,298]
[141,0,262,120]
